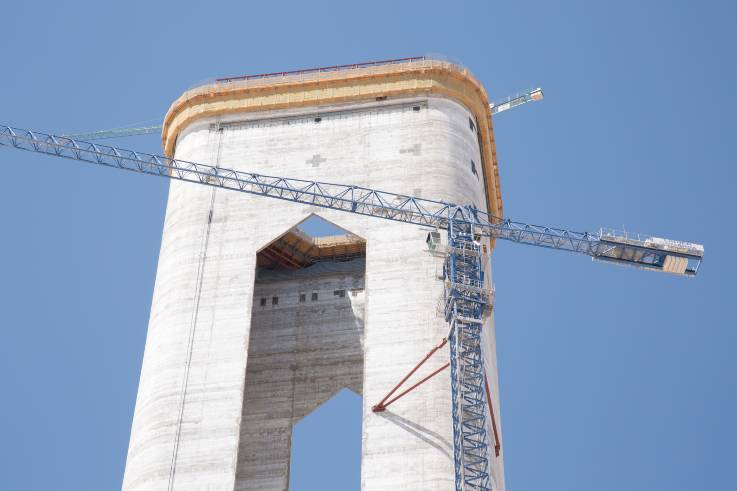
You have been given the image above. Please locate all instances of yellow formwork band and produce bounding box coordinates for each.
[162,60,503,220]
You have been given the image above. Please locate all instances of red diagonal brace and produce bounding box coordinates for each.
[484,373,501,457]
[372,338,448,413]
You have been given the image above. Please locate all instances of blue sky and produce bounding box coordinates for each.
[1,1,735,489]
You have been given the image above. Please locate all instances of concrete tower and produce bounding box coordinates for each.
[123,58,505,491]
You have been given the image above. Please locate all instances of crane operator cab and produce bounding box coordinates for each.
[426,230,442,251]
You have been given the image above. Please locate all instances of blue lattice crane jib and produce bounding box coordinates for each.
[0,124,705,490]
[0,126,704,277]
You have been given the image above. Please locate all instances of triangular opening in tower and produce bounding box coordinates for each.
[255,214,366,272]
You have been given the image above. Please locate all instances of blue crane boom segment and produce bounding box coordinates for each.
[62,125,162,141]
[0,124,704,490]
[0,125,704,276]
[490,88,544,115]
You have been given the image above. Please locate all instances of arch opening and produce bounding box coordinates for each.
[235,215,366,490]
[289,388,362,490]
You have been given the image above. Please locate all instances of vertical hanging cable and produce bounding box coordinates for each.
[167,124,224,490]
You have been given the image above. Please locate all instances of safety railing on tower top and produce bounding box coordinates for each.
[183,56,475,93]
[215,56,428,83]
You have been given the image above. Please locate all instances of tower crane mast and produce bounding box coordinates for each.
[0,124,704,491]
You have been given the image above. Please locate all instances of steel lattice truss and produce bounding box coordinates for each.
[445,217,493,490]
[0,124,705,489]
[0,125,703,277]
[63,125,162,141]
[489,87,543,115]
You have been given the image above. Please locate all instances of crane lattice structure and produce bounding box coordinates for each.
[62,124,162,141]
[0,125,704,491]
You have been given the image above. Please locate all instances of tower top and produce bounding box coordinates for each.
[162,57,503,217]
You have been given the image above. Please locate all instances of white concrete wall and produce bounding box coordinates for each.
[123,96,504,490]
[235,263,365,490]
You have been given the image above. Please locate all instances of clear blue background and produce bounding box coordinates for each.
[1,1,735,489]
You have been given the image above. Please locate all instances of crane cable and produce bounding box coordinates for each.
[168,123,224,489]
